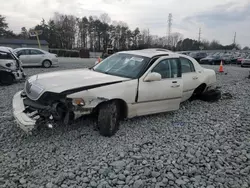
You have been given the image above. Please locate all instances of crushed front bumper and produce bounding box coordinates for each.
[12,69,26,81]
[12,91,36,132]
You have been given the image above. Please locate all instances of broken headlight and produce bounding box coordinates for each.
[72,98,85,106]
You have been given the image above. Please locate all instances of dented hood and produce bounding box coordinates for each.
[26,68,130,100]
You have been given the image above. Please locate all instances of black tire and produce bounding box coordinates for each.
[189,84,206,101]
[97,101,120,137]
[0,72,14,85]
[210,61,215,65]
[42,60,52,68]
[199,89,221,102]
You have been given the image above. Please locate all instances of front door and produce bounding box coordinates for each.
[135,57,183,116]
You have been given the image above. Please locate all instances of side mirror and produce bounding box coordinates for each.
[144,72,162,82]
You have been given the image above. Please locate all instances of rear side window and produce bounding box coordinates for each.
[29,49,44,55]
[180,57,195,73]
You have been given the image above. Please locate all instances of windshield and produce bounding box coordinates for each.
[93,53,150,78]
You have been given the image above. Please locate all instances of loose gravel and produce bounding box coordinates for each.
[0,61,250,188]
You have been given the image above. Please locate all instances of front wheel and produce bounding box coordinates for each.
[97,101,120,137]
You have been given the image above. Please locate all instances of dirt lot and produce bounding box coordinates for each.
[0,61,250,188]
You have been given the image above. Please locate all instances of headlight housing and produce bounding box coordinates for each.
[72,98,85,106]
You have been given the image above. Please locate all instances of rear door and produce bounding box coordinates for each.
[180,57,201,101]
[28,49,45,65]
[135,57,183,116]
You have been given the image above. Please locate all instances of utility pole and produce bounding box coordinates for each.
[233,32,236,45]
[147,28,150,48]
[198,27,201,43]
[167,13,172,47]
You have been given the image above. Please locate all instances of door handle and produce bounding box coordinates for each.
[172,81,178,83]
[192,76,198,80]
[171,84,180,88]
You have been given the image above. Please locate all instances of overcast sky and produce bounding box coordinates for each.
[2,0,250,47]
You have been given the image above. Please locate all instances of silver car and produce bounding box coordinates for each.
[241,55,250,67]
[13,48,59,68]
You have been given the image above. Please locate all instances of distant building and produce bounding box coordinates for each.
[0,39,49,51]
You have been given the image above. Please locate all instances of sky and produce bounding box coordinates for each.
[2,0,250,47]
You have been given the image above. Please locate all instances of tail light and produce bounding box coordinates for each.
[237,58,242,62]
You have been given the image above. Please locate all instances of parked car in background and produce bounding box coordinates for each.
[233,53,249,65]
[178,51,191,55]
[241,55,250,67]
[200,54,227,65]
[0,47,26,85]
[13,48,59,68]
[12,49,217,136]
[189,52,208,62]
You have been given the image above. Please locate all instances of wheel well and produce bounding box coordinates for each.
[0,71,15,84]
[0,71,15,79]
[94,99,128,120]
[193,83,207,95]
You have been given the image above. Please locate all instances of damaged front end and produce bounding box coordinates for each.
[13,90,77,133]
[12,72,121,133]
[12,84,106,133]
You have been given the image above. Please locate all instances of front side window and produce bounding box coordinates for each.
[152,59,170,78]
[151,58,180,79]
[93,53,150,78]
[29,49,44,55]
[180,57,195,73]
[16,49,29,56]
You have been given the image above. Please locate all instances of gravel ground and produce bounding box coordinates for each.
[0,61,250,188]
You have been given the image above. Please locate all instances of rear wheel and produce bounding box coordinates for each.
[42,60,52,68]
[97,101,121,137]
[0,72,14,85]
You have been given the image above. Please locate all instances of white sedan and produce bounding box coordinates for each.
[12,49,217,136]
[13,48,59,68]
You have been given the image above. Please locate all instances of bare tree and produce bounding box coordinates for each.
[20,27,29,39]
[171,32,183,47]
[100,13,111,24]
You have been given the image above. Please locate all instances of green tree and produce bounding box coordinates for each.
[0,15,17,38]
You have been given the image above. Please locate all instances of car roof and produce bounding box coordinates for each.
[13,47,43,51]
[118,49,176,58]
